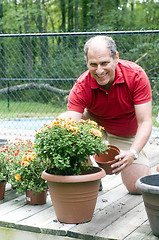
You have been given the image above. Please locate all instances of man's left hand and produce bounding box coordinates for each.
[111,150,135,174]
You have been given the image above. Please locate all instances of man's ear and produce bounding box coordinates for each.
[115,52,119,63]
[84,56,88,64]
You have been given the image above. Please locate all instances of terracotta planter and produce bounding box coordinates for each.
[94,145,120,175]
[0,181,6,200]
[42,166,106,224]
[136,174,159,237]
[26,189,47,205]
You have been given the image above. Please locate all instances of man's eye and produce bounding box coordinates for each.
[102,62,108,66]
[90,63,97,67]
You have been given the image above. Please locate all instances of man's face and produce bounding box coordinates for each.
[86,41,119,88]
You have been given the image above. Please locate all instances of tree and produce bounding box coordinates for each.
[81,0,88,31]
[68,0,74,32]
[59,0,66,32]
[0,2,6,86]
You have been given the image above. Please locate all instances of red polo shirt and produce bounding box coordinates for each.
[67,59,152,137]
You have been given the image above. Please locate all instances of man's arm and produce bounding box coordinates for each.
[131,101,152,153]
[112,101,152,174]
[58,111,82,121]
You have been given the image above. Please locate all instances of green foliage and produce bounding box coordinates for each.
[114,34,159,104]
[1,0,159,34]
[35,118,108,175]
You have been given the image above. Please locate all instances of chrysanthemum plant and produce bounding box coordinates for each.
[34,118,108,175]
[0,139,47,194]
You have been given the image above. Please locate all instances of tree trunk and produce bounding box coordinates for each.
[68,0,73,32]
[42,0,49,68]
[97,0,103,25]
[0,3,6,87]
[82,0,88,31]
[23,0,33,77]
[36,0,49,67]
[60,0,66,32]
[74,0,79,50]
[75,0,79,31]
[89,0,96,30]
[58,0,66,45]
[130,1,134,25]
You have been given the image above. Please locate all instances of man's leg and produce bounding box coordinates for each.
[121,163,151,194]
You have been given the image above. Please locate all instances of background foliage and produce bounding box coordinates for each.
[0,0,159,33]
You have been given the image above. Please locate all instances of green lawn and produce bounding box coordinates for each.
[0,100,159,128]
[0,101,67,119]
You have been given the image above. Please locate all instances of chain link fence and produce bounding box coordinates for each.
[0,30,159,140]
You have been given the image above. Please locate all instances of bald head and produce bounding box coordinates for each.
[84,36,118,60]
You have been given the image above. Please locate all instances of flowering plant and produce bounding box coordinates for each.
[35,118,108,175]
[0,139,47,194]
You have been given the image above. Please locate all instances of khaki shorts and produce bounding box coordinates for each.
[102,131,150,166]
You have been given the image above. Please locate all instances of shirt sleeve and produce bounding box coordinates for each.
[133,68,152,105]
[67,81,87,113]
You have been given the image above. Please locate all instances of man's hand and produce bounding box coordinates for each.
[111,150,135,175]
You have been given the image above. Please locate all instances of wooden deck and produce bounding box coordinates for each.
[0,145,159,240]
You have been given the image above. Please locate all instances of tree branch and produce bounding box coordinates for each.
[0,83,70,96]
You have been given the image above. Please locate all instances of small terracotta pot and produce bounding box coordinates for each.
[42,166,106,224]
[95,145,120,175]
[26,189,47,205]
[136,174,159,237]
[0,181,6,200]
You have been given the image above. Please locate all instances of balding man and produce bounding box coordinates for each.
[61,36,152,194]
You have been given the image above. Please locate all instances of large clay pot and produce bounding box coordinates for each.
[136,174,159,237]
[42,166,106,224]
[0,181,6,200]
[94,145,120,175]
[26,189,47,205]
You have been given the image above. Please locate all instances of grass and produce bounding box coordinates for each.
[0,101,67,119]
[0,101,159,128]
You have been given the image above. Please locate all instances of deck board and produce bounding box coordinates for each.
[0,146,159,240]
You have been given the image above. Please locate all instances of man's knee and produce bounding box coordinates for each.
[124,182,142,195]
[121,164,151,195]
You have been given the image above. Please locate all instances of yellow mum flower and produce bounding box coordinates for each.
[22,154,27,161]
[23,160,30,166]
[90,128,102,137]
[27,152,35,161]
[15,174,21,181]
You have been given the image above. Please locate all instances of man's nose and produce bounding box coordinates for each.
[96,65,104,74]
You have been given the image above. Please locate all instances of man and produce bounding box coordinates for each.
[61,35,152,194]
